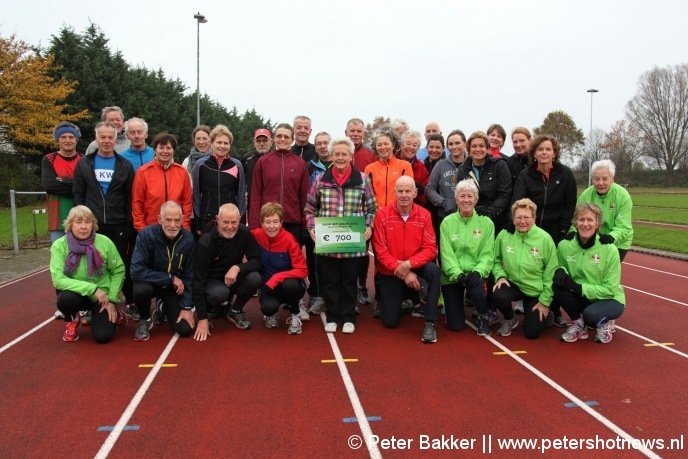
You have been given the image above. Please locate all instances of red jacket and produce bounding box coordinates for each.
[372,203,437,276]
[251,227,308,289]
[408,157,430,207]
[248,150,309,229]
[132,160,192,231]
[353,144,376,172]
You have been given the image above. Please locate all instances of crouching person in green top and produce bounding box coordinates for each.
[554,203,625,344]
[50,205,125,343]
[492,198,558,339]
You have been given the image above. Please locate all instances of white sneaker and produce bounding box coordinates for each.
[308,297,325,315]
[324,322,337,333]
[342,322,356,334]
[54,310,65,319]
[263,314,279,329]
[287,314,302,335]
[298,306,310,321]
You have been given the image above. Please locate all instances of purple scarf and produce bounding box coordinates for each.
[64,231,104,277]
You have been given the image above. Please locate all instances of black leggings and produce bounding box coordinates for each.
[205,271,262,314]
[260,278,306,316]
[492,283,547,339]
[133,282,193,337]
[553,287,624,326]
[56,291,116,344]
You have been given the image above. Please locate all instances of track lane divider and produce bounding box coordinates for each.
[616,325,688,359]
[318,313,382,459]
[0,316,54,355]
[95,334,179,458]
[622,285,688,307]
[465,321,663,459]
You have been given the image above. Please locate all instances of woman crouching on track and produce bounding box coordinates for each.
[553,203,625,344]
[439,179,495,336]
[492,198,558,339]
[251,202,308,335]
[50,205,125,343]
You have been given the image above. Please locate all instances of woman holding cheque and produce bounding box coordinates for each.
[305,137,376,334]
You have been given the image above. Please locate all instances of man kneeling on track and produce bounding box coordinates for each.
[372,176,441,343]
[192,203,262,340]
[130,201,195,341]
[553,203,625,344]
[251,202,308,335]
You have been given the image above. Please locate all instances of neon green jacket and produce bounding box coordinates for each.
[557,235,626,305]
[493,225,557,306]
[439,211,495,284]
[577,183,633,250]
[50,233,125,304]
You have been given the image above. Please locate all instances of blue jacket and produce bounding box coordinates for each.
[130,224,195,309]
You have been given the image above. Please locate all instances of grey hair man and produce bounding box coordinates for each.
[85,106,131,155]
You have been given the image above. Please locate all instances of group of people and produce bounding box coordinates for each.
[43,110,632,346]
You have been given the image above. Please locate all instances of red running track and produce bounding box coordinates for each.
[0,252,686,458]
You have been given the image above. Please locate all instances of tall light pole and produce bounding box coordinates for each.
[194,12,207,126]
[587,88,599,186]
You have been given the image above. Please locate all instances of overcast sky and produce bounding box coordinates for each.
[2,0,687,153]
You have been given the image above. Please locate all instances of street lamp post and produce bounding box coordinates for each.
[194,12,208,126]
[587,88,599,186]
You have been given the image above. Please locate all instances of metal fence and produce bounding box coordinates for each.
[9,189,47,255]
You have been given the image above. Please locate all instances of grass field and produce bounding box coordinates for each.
[0,206,49,248]
[2,187,688,253]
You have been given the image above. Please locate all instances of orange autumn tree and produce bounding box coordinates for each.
[0,34,88,152]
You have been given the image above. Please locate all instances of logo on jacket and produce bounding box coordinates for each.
[591,253,601,264]
[472,229,482,238]
[530,246,540,257]
[506,246,515,254]
[566,255,576,263]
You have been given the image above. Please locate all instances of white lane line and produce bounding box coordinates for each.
[468,322,663,459]
[95,334,179,459]
[0,317,54,355]
[616,325,688,359]
[623,262,688,279]
[622,285,688,307]
[0,267,49,288]
[319,313,381,459]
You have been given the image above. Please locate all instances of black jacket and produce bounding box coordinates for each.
[130,224,195,309]
[512,163,577,243]
[461,156,512,232]
[505,153,529,185]
[192,224,261,319]
[73,151,134,226]
[291,143,316,163]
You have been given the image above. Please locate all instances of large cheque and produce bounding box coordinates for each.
[314,216,366,254]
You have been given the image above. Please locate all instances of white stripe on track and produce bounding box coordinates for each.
[95,334,179,459]
[319,313,381,459]
[623,262,688,279]
[468,322,663,459]
[0,267,49,288]
[0,316,54,355]
[616,325,688,359]
[622,285,688,307]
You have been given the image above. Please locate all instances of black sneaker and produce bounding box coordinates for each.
[476,315,491,336]
[153,299,167,325]
[134,319,152,341]
[553,314,569,328]
[226,308,251,330]
[421,321,437,343]
[357,287,370,305]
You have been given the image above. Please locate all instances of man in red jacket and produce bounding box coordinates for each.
[372,176,440,343]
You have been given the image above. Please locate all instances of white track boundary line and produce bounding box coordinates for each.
[622,285,688,307]
[319,313,382,459]
[623,262,688,279]
[616,325,688,359]
[95,334,179,459]
[0,316,54,355]
[466,322,663,459]
[0,267,49,288]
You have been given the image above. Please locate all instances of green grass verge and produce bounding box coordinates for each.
[633,207,688,225]
[632,225,688,254]
[629,188,688,209]
[0,206,49,248]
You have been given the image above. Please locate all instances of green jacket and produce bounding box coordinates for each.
[493,225,557,306]
[439,211,495,284]
[557,234,626,305]
[50,233,125,304]
[577,183,633,250]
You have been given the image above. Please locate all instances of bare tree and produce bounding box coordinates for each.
[626,63,688,185]
[601,120,645,178]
